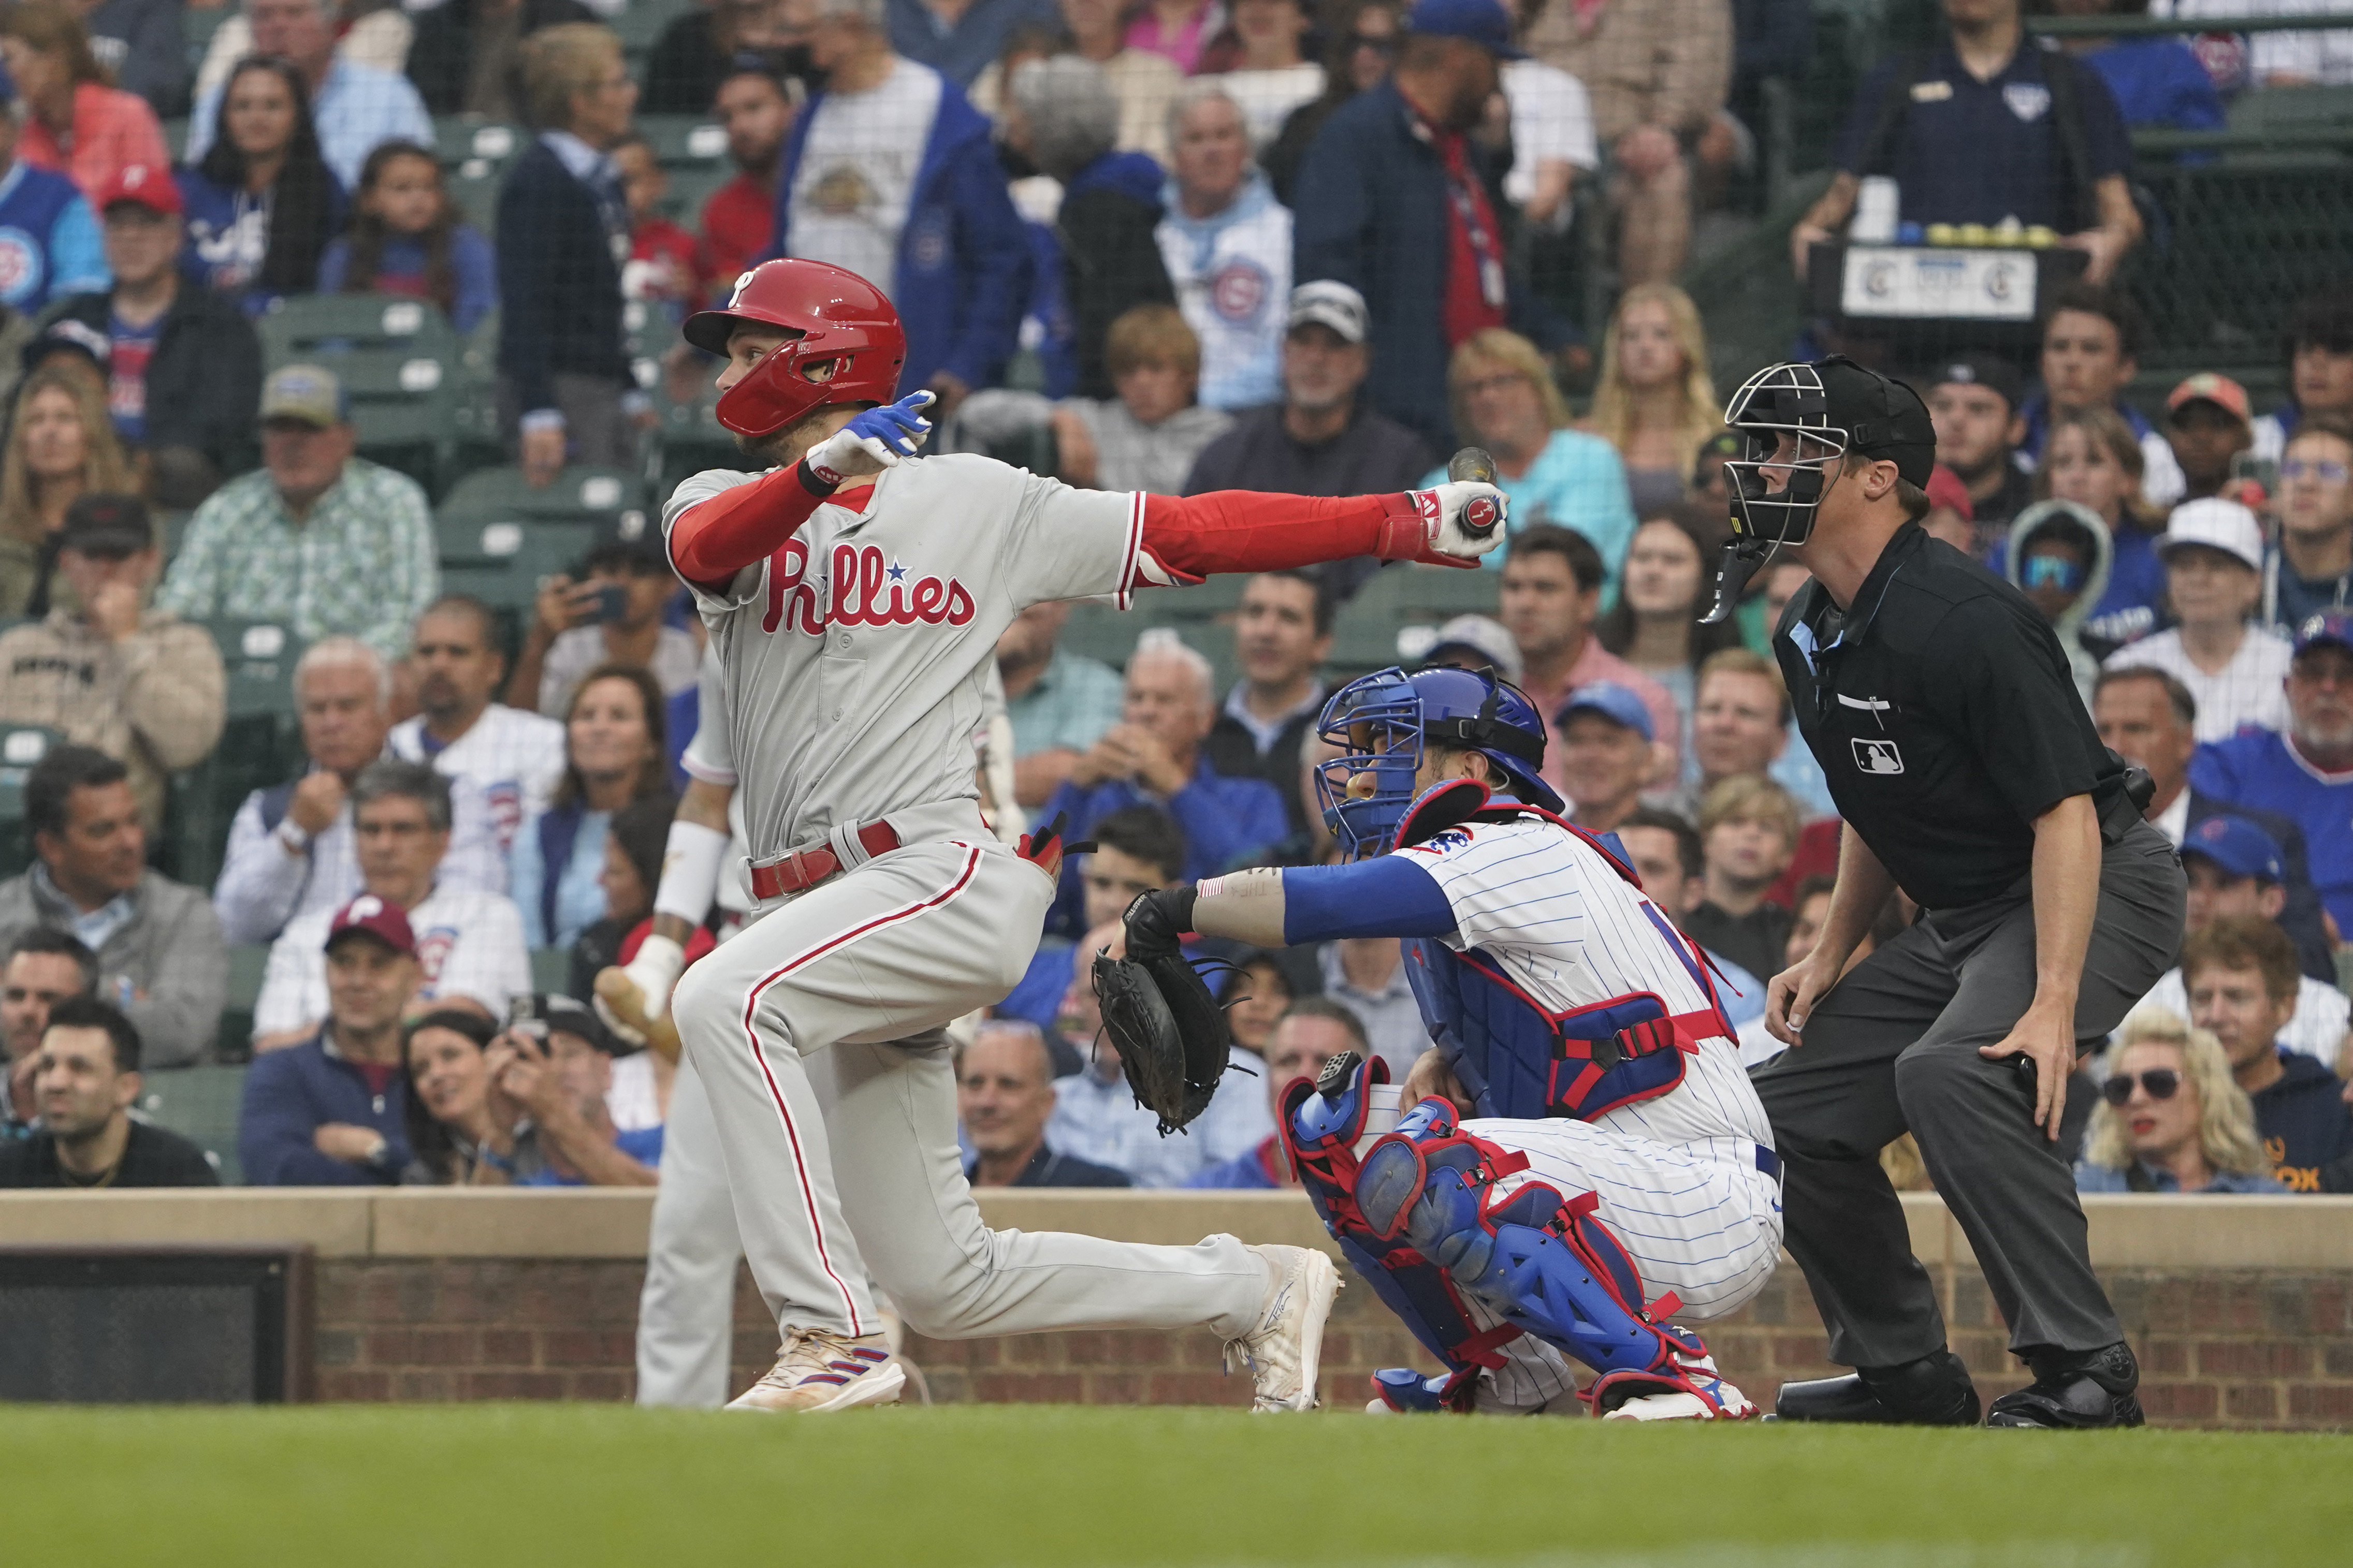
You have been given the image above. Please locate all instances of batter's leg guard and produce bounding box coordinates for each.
[1352,1098,1753,1419]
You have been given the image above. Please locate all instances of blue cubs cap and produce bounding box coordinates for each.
[2181,815,2284,884]
[2293,610,2353,660]
[1404,0,1525,58]
[1557,681,1653,742]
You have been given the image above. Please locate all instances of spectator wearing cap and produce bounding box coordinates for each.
[1206,570,1330,836]
[240,895,422,1185]
[2179,917,2353,1193]
[0,745,224,1069]
[1181,283,1436,592]
[47,162,264,502]
[1793,0,2139,285]
[2163,373,2255,507]
[1419,613,1522,683]
[1685,772,1798,985]
[509,666,673,950]
[2135,814,2350,1066]
[762,0,1029,426]
[1155,81,1292,414]
[699,55,797,286]
[1292,0,1568,453]
[155,365,439,660]
[2104,499,2291,742]
[0,494,225,834]
[213,638,394,947]
[499,23,641,488]
[1556,682,1653,835]
[2021,283,2185,507]
[470,995,663,1185]
[184,0,434,190]
[2254,292,2353,466]
[0,2,169,208]
[1925,354,2034,545]
[2091,664,2332,980]
[2003,498,2112,707]
[0,71,108,317]
[2264,415,2353,633]
[1500,524,1681,796]
[251,760,531,1050]
[507,533,700,717]
[0,995,216,1188]
[1418,329,1637,593]
[2191,609,2353,937]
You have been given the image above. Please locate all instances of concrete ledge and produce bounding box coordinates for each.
[5,1189,2351,1266]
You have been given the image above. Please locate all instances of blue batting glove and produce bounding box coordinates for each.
[846,391,936,458]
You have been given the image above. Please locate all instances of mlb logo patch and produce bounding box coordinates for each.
[1852,738,1904,775]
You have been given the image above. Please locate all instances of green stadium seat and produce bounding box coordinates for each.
[163,622,307,888]
[139,1063,250,1183]
[435,118,524,171]
[440,464,650,528]
[0,724,66,879]
[435,514,597,613]
[635,113,731,170]
[256,294,464,489]
[531,947,573,994]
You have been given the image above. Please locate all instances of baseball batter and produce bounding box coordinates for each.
[628,258,1512,1412]
[1121,665,1783,1415]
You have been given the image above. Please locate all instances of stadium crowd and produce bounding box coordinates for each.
[0,0,2348,1200]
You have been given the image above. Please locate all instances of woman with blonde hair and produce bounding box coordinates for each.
[0,363,140,614]
[1584,283,1723,519]
[2041,403,2168,643]
[1419,327,1635,594]
[2075,1008,2283,1193]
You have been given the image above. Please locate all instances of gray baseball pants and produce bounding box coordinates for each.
[670,818,1267,1345]
[1751,821,2184,1369]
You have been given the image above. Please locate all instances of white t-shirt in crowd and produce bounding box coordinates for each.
[388,705,567,897]
[788,57,945,298]
[1501,59,1599,212]
[2102,624,2294,742]
[253,883,533,1039]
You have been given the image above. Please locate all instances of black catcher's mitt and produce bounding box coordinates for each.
[1094,887,1231,1135]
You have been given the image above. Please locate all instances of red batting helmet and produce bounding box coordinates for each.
[682,259,907,439]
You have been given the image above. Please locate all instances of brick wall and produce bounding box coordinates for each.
[310,1254,2353,1428]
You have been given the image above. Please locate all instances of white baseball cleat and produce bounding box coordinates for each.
[725,1328,907,1413]
[1225,1244,1341,1412]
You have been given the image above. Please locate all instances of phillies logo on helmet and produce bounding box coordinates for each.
[1461,495,1500,533]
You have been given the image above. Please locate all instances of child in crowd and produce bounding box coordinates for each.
[317,141,497,334]
[2005,497,2113,707]
[2043,403,2168,645]
[615,135,703,327]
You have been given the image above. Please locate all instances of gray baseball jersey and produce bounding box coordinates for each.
[663,455,1142,857]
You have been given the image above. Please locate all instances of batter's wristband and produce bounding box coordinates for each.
[797,452,849,494]
[652,820,731,927]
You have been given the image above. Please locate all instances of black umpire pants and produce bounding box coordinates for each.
[1752,820,2185,1369]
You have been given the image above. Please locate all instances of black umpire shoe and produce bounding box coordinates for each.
[1774,1348,1982,1425]
[1985,1341,2144,1429]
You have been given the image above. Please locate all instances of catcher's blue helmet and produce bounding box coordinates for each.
[1313,665,1562,859]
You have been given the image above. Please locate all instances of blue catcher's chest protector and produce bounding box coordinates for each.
[1401,806,1730,1124]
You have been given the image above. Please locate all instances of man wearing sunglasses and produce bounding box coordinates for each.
[2262,416,2353,632]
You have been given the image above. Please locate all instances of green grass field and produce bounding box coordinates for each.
[5,1404,2346,1565]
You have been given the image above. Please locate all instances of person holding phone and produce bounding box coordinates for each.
[506,531,703,716]
[468,993,662,1187]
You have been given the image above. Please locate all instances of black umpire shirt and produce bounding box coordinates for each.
[1771,522,2131,912]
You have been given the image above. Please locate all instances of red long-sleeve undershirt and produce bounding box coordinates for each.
[666,462,1464,591]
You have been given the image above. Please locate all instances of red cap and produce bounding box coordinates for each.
[93,164,182,217]
[325,895,415,957]
[1924,462,1973,522]
[2167,372,2252,425]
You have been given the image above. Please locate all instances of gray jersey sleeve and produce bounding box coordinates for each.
[994,470,1148,607]
[662,469,768,611]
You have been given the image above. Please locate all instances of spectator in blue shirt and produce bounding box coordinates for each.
[0,75,107,315]
[2058,0,2224,138]
[2073,1006,2284,1194]
[510,666,674,951]
[2190,610,2353,935]
[317,141,500,337]
[1790,0,2140,284]
[1041,628,1289,933]
[887,0,1060,87]
[177,56,345,315]
[1420,328,1636,595]
[238,897,420,1186]
[1186,998,1362,1189]
[184,0,436,190]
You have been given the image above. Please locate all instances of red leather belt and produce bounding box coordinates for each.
[747,822,900,901]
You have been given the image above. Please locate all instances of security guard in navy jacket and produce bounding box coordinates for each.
[1701,357,2185,1429]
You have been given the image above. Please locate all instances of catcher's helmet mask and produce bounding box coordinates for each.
[1314,664,1562,860]
[1701,355,1936,624]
